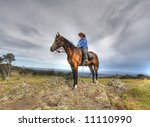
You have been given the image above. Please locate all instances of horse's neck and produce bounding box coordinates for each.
[63,41,82,64]
[63,39,76,56]
[63,44,74,57]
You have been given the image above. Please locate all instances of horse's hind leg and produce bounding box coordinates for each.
[94,65,98,81]
[89,65,95,83]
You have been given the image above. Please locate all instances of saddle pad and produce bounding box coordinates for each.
[88,52,93,60]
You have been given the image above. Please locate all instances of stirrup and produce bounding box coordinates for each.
[83,60,87,66]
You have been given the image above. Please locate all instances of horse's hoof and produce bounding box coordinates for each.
[74,85,78,89]
[71,85,78,90]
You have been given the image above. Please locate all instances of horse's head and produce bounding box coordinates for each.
[50,32,64,52]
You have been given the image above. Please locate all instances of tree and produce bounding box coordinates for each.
[0,57,3,77]
[136,74,145,79]
[0,56,8,79]
[0,57,3,63]
[0,53,16,80]
[3,53,15,64]
[3,53,15,77]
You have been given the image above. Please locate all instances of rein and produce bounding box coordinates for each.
[55,47,65,53]
[55,38,76,54]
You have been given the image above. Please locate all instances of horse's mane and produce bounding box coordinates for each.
[63,37,76,49]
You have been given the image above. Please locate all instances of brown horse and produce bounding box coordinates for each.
[50,33,99,89]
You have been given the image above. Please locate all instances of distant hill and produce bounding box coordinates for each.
[11,66,150,79]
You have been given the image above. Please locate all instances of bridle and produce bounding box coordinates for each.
[55,47,65,53]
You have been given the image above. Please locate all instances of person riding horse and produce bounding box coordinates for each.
[77,32,88,65]
[50,33,99,89]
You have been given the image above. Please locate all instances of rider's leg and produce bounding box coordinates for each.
[83,48,88,61]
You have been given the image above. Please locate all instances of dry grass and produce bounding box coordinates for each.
[116,79,150,109]
[0,74,150,110]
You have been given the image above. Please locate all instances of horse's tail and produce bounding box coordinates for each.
[88,51,99,81]
[89,51,99,70]
[90,52,99,80]
[94,53,99,71]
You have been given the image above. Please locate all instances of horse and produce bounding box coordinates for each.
[50,33,99,89]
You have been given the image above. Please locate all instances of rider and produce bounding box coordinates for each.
[77,32,88,65]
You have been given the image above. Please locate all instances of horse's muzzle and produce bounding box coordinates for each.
[50,47,54,52]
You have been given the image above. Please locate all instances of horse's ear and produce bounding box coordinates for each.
[57,32,60,36]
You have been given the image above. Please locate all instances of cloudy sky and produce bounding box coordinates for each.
[0,0,150,75]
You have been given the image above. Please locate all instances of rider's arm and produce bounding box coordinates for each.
[77,39,88,48]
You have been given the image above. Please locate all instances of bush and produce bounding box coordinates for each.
[12,66,68,76]
[121,94,128,100]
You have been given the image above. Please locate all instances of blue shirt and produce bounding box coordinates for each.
[77,38,88,48]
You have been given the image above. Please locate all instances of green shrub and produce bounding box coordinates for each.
[121,94,128,100]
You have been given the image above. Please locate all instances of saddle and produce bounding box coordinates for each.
[81,51,94,62]
[87,52,94,60]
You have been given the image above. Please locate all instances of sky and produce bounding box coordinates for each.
[0,0,150,75]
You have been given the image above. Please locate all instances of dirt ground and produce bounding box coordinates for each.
[0,75,149,110]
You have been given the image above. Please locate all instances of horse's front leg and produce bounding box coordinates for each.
[70,64,76,89]
[71,63,78,89]
[70,65,75,85]
[74,67,78,89]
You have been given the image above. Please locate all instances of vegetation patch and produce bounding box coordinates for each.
[0,64,150,110]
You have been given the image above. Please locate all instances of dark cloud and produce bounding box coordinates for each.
[17,24,41,36]
[0,32,40,49]
[0,0,150,74]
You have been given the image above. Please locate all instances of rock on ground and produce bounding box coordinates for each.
[0,77,127,110]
